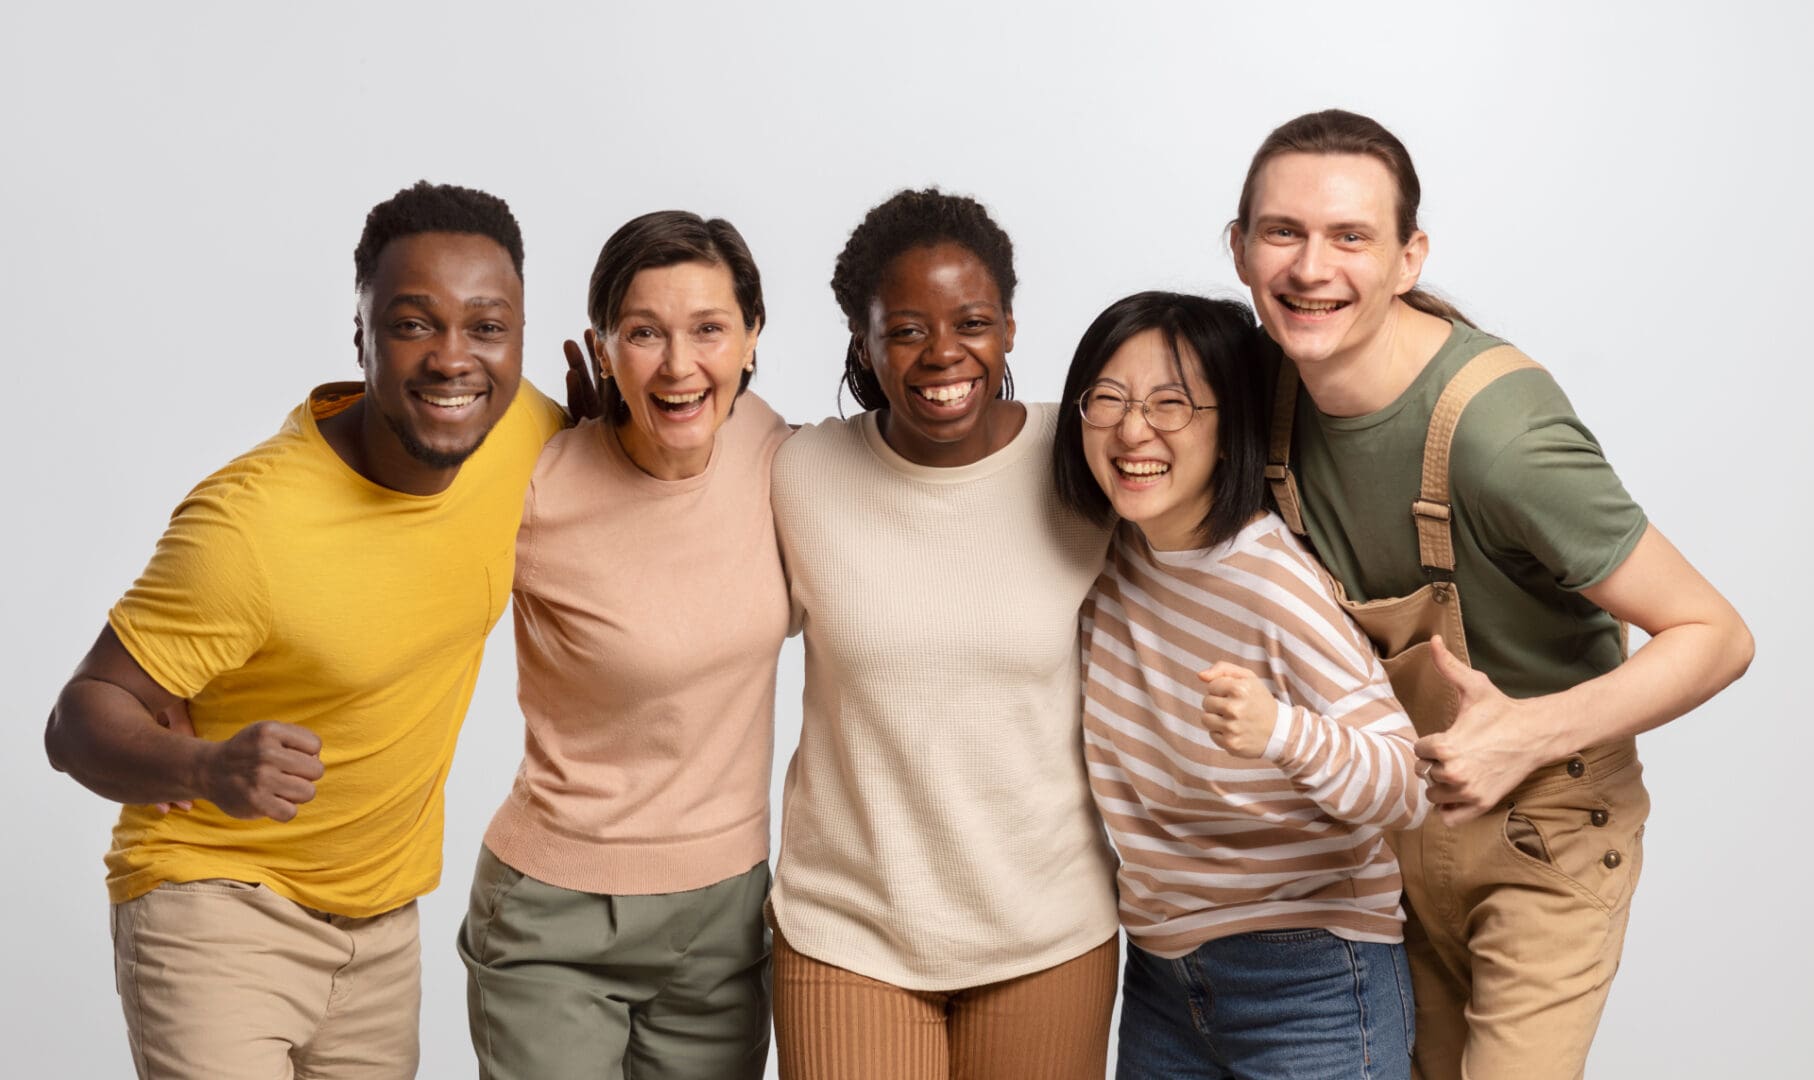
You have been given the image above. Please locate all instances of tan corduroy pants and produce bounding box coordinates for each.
[111,879,420,1079]
[772,932,1117,1080]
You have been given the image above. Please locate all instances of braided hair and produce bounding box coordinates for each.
[830,188,1017,411]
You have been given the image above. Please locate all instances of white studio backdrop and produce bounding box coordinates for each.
[3,2,1807,1075]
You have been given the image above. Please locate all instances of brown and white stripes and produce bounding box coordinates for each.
[1081,514,1428,959]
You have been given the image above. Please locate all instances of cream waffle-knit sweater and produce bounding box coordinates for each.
[768,402,1120,991]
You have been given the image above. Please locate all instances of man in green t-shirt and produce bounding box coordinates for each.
[1228,110,1753,1079]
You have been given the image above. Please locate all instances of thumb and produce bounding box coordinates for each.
[1429,635,1476,691]
[1199,661,1251,685]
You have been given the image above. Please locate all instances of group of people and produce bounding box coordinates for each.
[45,109,1752,1080]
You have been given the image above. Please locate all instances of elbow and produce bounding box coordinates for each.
[44,705,73,775]
[1724,616,1756,686]
[44,682,97,778]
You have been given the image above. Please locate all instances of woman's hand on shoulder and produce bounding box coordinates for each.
[564,330,604,424]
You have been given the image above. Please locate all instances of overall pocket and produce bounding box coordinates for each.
[1500,759,1649,913]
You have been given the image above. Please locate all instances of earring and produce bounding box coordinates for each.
[743,359,755,373]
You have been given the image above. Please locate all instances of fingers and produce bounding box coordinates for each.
[272,745,326,782]
[564,334,604,421]
[262,720,322,757]
[1438,802,1487,827]
[1201,710,1265,759]
[207,722,326,821]
[244,770,318,823]
[1199,664,1255,715]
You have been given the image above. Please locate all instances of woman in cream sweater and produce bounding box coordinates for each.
[768,188,1121,1080]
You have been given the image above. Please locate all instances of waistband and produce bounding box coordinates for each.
[1505,736,1640,803]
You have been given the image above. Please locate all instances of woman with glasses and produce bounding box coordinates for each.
[1051,291,1428,1080]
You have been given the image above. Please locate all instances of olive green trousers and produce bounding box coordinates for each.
[458,845,771,1080]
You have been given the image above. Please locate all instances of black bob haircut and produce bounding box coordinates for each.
[353,180,525,294]
[830,187,1017,411]
[586,210,766,425]
[1052,291,1270,549]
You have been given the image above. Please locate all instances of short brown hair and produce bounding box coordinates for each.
[586,211,765,423]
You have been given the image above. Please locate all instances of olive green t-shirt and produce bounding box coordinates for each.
[1286,321,1647,700]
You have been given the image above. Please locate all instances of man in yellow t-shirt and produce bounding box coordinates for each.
[44,181,565,1080]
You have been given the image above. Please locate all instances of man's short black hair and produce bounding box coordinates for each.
[353,180,524,293]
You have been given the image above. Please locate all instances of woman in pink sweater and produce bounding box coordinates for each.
[456,211,791,1080]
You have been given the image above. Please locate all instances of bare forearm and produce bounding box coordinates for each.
[45,678,211,805]
[1532,616,1754,761]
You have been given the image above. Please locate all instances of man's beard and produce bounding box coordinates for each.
[381,406,494,470]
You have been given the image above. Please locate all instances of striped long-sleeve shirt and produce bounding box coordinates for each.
[1081,513,1428,957]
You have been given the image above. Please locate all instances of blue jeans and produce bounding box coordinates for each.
[1117,930,1414,1080]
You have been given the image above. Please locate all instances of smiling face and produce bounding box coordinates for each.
[1231,151,1427,372]
[860,242,1016,467]
[1082,328,1220,551]
[600,260,758,480]
[352,231,524,494]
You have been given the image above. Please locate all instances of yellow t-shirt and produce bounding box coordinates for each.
[104,380,565,917]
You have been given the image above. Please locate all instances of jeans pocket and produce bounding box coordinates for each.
[1244,927,1334,944]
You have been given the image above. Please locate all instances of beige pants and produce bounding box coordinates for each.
[111,879,420,1079]
[1398,739,1649,1080]
[772,932,1118,1080]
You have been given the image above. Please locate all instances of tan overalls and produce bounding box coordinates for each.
[1268,347,1651,1080]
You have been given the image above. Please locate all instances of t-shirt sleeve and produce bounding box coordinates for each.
[512,476,541,594]
[516,379,569,443]
[107,490,272,699]
[1471,421,1649,592]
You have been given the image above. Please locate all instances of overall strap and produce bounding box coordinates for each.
[1414,345,1544,575]
[1265,359,1307,536]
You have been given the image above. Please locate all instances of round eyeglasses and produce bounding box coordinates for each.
[1077,388,1217,432]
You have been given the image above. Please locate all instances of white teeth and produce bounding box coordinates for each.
[1283,296,1345,312]
[419,393,477,408]
[916,381,974,404]
[655,390,707,405]
[1116,460,1169,477]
